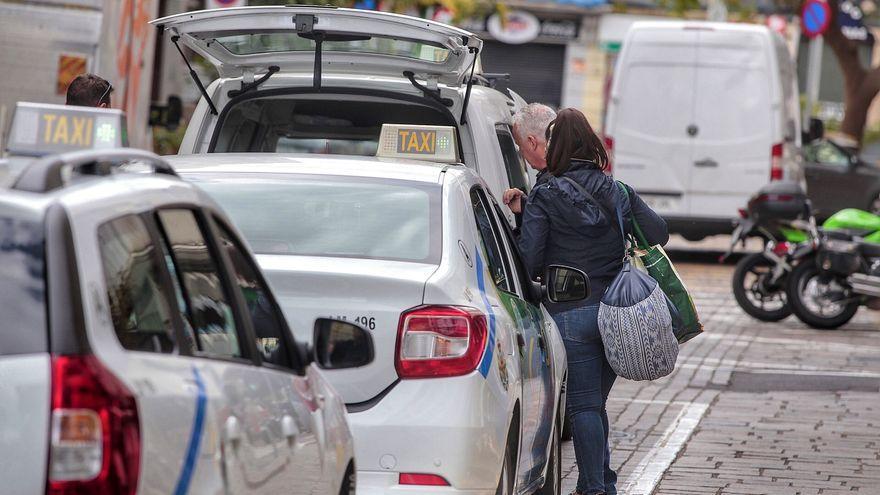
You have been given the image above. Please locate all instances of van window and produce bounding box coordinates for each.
[616,65,695,139]
[0,211,45,356]
[212,95,454,154]
[496,124,530,192]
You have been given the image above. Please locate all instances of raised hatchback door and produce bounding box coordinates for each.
[150,6,481,84]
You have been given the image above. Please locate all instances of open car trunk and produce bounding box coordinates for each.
[211,91,458,154]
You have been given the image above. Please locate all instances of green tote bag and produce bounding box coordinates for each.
[618,182,704,343]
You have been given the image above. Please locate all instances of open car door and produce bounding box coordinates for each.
[151,6,481,86]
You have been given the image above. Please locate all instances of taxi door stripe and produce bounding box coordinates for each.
[173,366,207,495]
[475,248,496,377]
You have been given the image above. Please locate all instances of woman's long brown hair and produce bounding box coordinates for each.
[545,108,609,176]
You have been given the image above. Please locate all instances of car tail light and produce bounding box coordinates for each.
[48,355,140,495]
[603,136,614,174]
[770,143,783,181]
[399,473,450,486]
[395,306,488,379]
[737,208,748,219]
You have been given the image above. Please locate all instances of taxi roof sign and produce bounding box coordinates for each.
[377,124,458,163]
[5,102,127,158]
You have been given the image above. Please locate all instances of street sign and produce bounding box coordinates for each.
[838,0,875,43]
[802,0,832,38]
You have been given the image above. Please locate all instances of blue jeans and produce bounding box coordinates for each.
[552,304,617,495]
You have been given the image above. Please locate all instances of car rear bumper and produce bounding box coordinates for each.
[348,372,511,492]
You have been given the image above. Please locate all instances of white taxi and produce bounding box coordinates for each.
[169,125,588,495]
[0,103,374,495]
[152,6,532,226]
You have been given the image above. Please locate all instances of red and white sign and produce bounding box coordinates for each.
[207,0,246,9]
[766,14,788,34]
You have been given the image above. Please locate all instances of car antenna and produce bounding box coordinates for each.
[169,35,218,116]
[459,46,479,125]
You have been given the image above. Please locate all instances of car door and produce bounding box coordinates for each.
[210,214,325,494]
[152,207,295,495]
[470,186,551,488]
[488,195,556,485]
[804,140,866,217]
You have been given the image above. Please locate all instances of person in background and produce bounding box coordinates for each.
[511,108,668,495]
[65,73,112,108]
[503,103,556,212]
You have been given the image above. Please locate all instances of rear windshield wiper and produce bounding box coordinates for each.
[228,66,280,98]
[403,71,453,107]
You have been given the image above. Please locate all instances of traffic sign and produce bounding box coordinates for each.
[802,0,832,38]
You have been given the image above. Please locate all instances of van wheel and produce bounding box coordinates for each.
[536,421,561,495]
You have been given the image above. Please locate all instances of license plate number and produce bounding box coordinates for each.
[641,195,678,211]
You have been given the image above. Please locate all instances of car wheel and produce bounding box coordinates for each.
[537,421,561,495]
[495,428,517,495]
[869,193,880,216]
[560,412,573,441]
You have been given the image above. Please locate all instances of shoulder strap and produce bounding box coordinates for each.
[561,176,627,251]
[615,181,651,249]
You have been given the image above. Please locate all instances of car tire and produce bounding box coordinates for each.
[495,425,517,495]
[537,418,562,495]
[560,412,572,441]
[786,258,860,330]
[732,253,792,322]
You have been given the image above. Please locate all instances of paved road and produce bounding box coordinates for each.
[561,258,880,495]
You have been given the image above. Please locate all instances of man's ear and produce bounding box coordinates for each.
[527,135,539,151]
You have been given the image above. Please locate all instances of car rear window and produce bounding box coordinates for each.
[215,33,449,63]
[0,208,46,356]
[194,175,441,264]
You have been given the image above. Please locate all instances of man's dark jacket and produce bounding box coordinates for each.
[518,159,669,311]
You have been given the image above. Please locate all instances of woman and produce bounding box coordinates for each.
[505,108,668,495]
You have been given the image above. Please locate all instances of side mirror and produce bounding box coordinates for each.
[543,265,590,303]
[312,318,374,370]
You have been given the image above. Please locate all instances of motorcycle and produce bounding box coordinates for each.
[723,181,816,322]
[786,208,880,329]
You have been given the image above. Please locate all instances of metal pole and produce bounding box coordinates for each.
[804,35,824,131]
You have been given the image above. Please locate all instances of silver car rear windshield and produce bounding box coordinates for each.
[0,207,46,355]
[194,174,441,264]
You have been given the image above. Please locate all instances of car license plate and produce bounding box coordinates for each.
[641,195,678,212]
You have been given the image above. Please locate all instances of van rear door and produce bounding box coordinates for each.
[687,28,775,219]
[609,26,698,217]
[151,6,481,85]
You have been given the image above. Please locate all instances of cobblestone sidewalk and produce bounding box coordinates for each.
[561,261,880,495]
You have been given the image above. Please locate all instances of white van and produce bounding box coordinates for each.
[604,21,802,240]
[151,6,531,226]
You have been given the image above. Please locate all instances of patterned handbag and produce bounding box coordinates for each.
[595,184,679,381]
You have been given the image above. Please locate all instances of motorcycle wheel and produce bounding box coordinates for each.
[786,258,860,330]
[732,253,792,322]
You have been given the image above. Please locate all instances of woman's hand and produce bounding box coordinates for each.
[503,188,525,214]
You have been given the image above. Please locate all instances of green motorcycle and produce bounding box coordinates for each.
[786,208,880,329]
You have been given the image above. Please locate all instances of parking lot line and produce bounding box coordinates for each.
[619,401,710,495]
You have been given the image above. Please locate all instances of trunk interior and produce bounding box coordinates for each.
[211,92,456,155]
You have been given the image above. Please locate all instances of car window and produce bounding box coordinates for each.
[98,215,177,353]
[471,187,515,293]
[214,219,297,370]
[195,175,441,263]
[156,209,242,359]
[492,202,535,302]
[806,141,850,168]
[0,210,45,356]
[496,124,530,193]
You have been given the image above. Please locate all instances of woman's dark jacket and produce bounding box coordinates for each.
[518,159,669,312]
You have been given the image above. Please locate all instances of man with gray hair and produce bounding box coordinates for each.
[504,103,556,214]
